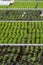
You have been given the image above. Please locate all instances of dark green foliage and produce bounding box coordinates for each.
[0,10,43,21]
[0,46,43,65]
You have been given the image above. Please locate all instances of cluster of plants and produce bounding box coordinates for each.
[0,10,43,21]
[0,22,27,43]
[27,22,43,44]
[0,46,43,65]
[0,1,43,8]
[0,22,43,44]
[15,0,43,1]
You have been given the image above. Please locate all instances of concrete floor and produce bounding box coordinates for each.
[0,0,14,5]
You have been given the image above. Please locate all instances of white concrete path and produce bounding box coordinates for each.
[0,0,14,5]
